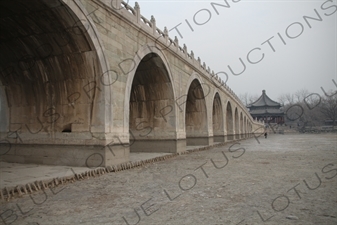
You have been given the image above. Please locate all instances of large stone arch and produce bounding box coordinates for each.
[212,92,224,142]
[124,45,176,131]
[126,49,178,152]
[182,72,207,128]
[240,112,243,138]
[226,101,234,141]
[185,78,209,146]
[234,107,239,139]
[243,115,247,136]
[0,0,113,166]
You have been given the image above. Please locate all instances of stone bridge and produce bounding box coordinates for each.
[0,0,264,167]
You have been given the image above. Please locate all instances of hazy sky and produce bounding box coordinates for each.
[126,0,336,101]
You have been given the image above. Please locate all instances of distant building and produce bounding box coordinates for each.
[324,120,337,126]
[247,90,284,124]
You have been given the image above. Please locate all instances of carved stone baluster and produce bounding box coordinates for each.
[135,2,140,23]
[151,15,156,35]
[183,44,187,57]
[164,27,169,42]
[174,36,179,50]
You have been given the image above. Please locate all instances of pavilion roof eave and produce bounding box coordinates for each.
[248,90,281,108]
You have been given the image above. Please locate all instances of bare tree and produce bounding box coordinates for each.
[279,89,325,128]
[278,95,287,106]
[294,89,310,103]
[248,94,259,105]
[238,93,249,106]
[278,93,295,106]
[238,93,259,107]
[320,92,337,126]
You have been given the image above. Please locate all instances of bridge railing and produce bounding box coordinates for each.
[121,1,135,15]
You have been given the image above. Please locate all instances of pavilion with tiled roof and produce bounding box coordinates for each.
[247,90,284,124]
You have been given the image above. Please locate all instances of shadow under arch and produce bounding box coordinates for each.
[0,0,112,166]
[234,107,239,140]
[212,92,225,143]
[127,52,180,153]
[124,45,177,131]
[243,116,247,137]
[185,78,209,146]
[226,101,234,141]
[240,112,244,139]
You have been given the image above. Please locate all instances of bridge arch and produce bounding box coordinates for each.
[240,112,243,138]
[234,107,239,139]
[0,0,109,142]
[126,49,177,152]
[124,45,176,133]
[226,101,234,140]
[185,78,209,145]
[212,92,224,142]
[244,116,247,135]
